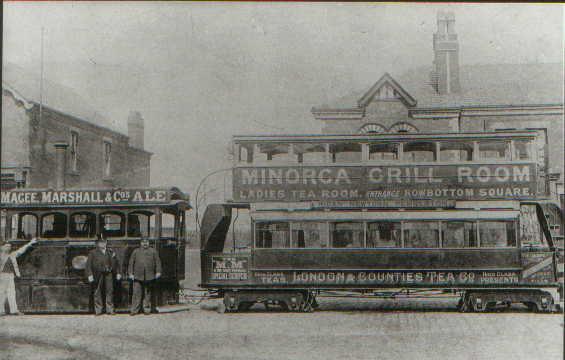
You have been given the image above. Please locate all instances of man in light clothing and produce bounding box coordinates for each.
[0,238,37,315]
[128,239,162,315]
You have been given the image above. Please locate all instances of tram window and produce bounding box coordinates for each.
[255,143,291,163]
[403,142,437,162]
[294,144,327,164]
[329,143,362,163]
[403,221,439,248]
[439,142,473,162]
[520,205,544,246]
[291,222,324,248]
[161,212,175,238]
[255,222,290,248]
[100,212,125,237]
[330,222,364,248]
[41,213,67,239]
[479,221,516,247]
[368,143,399,161]
[442,221,477,248]
[128,212,155,238]
[238,144,253,164]
[14,213,38,240]
[69,212,96,238]
[513,140,532,160]
[479,141,510,160]
[367,222,401,248]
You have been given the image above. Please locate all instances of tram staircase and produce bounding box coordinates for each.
[541,203,564,287]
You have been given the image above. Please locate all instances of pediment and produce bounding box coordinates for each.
[357,73,417,108]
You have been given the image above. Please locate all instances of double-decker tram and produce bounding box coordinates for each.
[200,130,561,312]
[0,187,190,313]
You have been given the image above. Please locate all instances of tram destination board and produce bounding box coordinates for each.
[233,164,538,202]
[1,188,173,207]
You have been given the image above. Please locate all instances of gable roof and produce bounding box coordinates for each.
[357,73,417,108]
[2,62,125,134]
[315,63,564,111]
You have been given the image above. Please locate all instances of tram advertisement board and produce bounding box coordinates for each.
[1,188,173,206]
[233,164,538,202]
[252,270,521,286]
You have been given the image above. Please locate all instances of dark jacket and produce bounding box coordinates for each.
[85,248,121,278]
[128,247,162,281]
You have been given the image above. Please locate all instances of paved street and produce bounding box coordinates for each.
[1,298,563,360]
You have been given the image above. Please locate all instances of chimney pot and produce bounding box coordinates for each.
[128,111,145,150]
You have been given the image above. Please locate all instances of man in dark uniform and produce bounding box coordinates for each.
[128,238,162,315]
[85,234,121,315]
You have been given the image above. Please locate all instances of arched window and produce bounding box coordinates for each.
[359,123,386,134]
[127,211,155,238]
[41,212,68,239]
[389,122,418,133]
[70,212,96,238]
[100,212,125,237]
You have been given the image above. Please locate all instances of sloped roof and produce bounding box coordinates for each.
[2,62,124,134]
[358,73,416,108]
[315,63,564,110]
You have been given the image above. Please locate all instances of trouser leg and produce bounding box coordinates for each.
[94,275,104,314]
[104,273,114,314]
[6,273,18,314]
[131,280,142,314]
[143,281,152,314]
[0,274,9,315]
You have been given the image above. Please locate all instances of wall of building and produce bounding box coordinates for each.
[1,92,30,171]
[25,105,151,189]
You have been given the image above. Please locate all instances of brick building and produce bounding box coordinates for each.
[311,12,563,214]
[1,63,151,190]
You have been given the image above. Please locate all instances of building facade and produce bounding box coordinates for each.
[1,63,151,190]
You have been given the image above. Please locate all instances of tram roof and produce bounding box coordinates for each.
[232,130,540,143]
[1,187,191,210]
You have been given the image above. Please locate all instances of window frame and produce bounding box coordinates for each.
[69,211,97,239]
[99,211,126,238]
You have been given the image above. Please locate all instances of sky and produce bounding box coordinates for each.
[2,2,564,206]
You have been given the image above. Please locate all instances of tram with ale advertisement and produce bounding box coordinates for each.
[200,130,561,312]
[1,187,190,313]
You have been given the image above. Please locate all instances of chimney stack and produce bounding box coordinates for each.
[54,142,68,190]
[128,111,145,149]
[430,11,461,94]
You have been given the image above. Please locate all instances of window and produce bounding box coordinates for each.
[100,212,125,237]
[14,213,38,240]
[403,221,439,248]
[479,141,510,160]
[513,140,532,160]
[41,212,67,238]
[291,222,324,248]
[329,143,362,163]
[479,221,516,247]
[103,141,112,177]
[255,222,290,248]
[403,142,437,162]
[439,142,473,162]
[70,131,79,172]
[442,221,477,248]
[161,212,175,238]
[367,222,401,248]
[128,211,155,238]
[294,144,327,164]
[520,205,544,247]
[238,144,253,164]
[368,143,399,161]
[69,212,96,238]
[330,222,364,248]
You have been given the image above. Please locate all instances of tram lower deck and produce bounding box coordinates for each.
[1,188,190,313]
